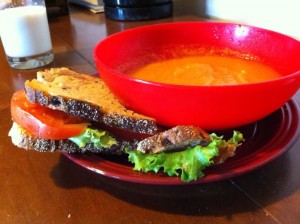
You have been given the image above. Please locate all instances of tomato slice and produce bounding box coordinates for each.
[11,90,89,140]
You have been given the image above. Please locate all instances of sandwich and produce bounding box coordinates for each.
[9,67,244,182]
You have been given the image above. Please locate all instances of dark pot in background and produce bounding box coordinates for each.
[103,0,173,21]
[45,0,69,16]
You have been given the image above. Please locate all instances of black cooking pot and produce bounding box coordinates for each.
[103,0,173,21]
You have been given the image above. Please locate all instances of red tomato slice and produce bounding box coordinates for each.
[11,90,89,140]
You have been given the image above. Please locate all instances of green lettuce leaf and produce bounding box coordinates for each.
[69,127,117,148]
[210,130,244,148]
[126,131,244,182]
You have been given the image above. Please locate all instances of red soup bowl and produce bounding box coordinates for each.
[94,22,300,131]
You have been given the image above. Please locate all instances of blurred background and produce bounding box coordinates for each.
[43,0,300,39]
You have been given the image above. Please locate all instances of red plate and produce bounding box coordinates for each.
[63,100,300,185]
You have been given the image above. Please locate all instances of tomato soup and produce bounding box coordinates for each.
[129,56,281,86]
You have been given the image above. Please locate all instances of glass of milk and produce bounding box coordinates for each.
[0,0,54,69]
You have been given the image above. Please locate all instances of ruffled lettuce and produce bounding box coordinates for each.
[69,127,117,148]
[126,131,244,182]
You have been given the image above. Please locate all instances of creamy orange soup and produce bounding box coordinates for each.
[129,56,281,86]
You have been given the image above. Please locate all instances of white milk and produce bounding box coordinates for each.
[0,5,52,58]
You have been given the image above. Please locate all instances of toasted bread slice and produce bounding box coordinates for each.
[137,125,212,154]
[9,122,136,154]
[24,67,157,135]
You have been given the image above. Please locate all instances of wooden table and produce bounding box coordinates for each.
[1,2,300,223]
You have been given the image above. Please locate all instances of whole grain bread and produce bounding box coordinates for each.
[137,125,212,154]
[24,67,157,135]
[9,122,137,154]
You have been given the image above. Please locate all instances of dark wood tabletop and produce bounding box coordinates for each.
[1,2,300,223]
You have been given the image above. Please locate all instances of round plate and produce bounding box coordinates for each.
[63,100,300,185]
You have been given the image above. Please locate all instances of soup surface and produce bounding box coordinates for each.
[129,56,281,86]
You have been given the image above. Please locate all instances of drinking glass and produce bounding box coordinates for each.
[0,0,54,69]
